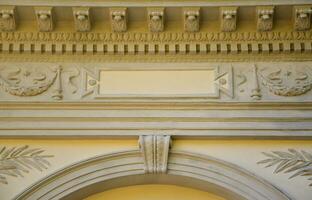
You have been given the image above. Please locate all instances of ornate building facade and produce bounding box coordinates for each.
[0,0,312,199]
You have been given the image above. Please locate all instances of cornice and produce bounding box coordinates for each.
[1,0,311,7]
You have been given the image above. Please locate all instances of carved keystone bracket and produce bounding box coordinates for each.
[139,135,171,174]
[35,7,54,32]
[147,7,165,32]
[294,6,312,31]
[73,7,91,32]
[183,7,200,32]
[0,6,16,31]
[110,7,127,32]
[257,6,274,32]
[220,7,238,32]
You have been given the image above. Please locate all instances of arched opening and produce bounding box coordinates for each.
[84,184,226,200]
[15,150,290,200]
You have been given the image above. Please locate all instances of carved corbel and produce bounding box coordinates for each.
[110,7,127,32]
[257,6,274,31]
[0,6,16,31]
[139,135,171,174]
[73,7,91,32]
[183,7,200,32]
[220,7,238,32]
[34,7,54,32]
[294,6,312,31]
[147,8,164,32]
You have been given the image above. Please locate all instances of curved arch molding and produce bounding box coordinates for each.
[15,150,290,200]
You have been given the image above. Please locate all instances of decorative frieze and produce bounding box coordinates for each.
[294,6,312,31]
[0,6,16,31]
[139,135,171,173]
[147,7,165,32]
[110,7,127,32]
[0,62,311,102]
[220,7,238,32]
[257,6,274,32]
[183,7,200,32]
[34,7,54,32]
[73,7,91,32]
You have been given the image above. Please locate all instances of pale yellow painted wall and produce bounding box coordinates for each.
[84,184,225,200]
[1,139,311,200]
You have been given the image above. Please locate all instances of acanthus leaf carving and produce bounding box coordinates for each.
[183,7,200,32]
[294,6,312,31]
[220,7,238,32]
[259,67,312,96]
[147,7,165,32]
[110,7,127,32]
[139,135,171,174]
[73,7,91,32]
[34,7,54,32]
[257,6,274,32]
[0,6,16,31]
[0,145,53,185]
[258,149,312,187]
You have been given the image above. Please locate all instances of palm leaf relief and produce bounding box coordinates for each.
[0,145,53,184]
[258,149,312,187]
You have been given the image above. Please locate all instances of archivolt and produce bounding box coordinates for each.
[15,149,290,200]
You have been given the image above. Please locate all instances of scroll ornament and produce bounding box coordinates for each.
[259,67,312,96]
[0,145,53,185]
[258,149,312,187]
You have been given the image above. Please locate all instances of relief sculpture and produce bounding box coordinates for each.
[259,67,312,96]
[0,65,79,100]
[0,66,58,97]
[0,145,53,185]
[258,149,312,187]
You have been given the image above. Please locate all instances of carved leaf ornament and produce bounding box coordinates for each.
[258,149,312,187]
[0,66,58,96]
[259,68,312,96]
[0,145,53,184]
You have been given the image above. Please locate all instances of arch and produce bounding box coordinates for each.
[15,149,290,200]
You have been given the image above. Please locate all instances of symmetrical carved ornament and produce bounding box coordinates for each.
[0,145,53,185]
[73,7,91,32]
[0,6,16,31]
[183,7,200,32]
[220,7,237,32]
[258,149,312,187]
[147,7,164,32]
[0,65,79,100]
[257,6,274,32]
[294,6,312,31]
[139,135,171,173]
[110,7,127,32]
[259,67,312,97]
[34,7,54,32]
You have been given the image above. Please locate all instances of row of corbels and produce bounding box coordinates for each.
[0,5,311,33]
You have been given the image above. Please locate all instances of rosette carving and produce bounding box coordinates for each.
[0,66,59,97]
[259,67,312,96]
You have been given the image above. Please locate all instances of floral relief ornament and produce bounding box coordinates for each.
[0,145,53,185]
[258,149,312,187]
[0,65,80,100]
[259,66,312,96]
